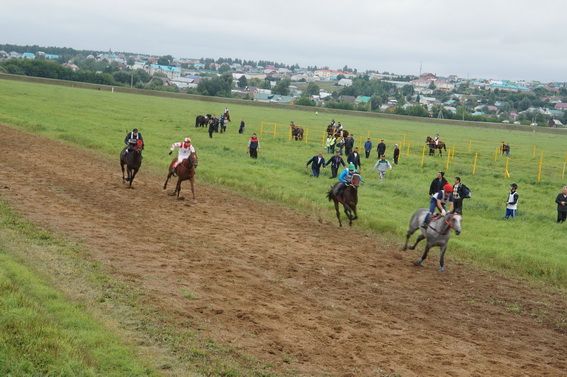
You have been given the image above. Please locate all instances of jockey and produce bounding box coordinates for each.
[169,137,196,172]
[334,163,360,195]
[422,182,452,229]
[434,133,440,146]
[124,128,143,152]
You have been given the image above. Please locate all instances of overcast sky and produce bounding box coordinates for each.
[2,0,566,82]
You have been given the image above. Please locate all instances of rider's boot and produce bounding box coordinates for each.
[421,213,431,229]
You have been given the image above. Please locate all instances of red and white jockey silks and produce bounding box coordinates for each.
[170,141,196,168]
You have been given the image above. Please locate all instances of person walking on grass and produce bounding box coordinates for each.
[347,147,362,171]
[325,150,346,179]
[306,153,326,178]
[555,186,567,223]
[248,133,260,159]
[376,139,386,159]
[364,138,373,159]
[393,144,400,165]
[373,155,392,180]
[505,183,519,219]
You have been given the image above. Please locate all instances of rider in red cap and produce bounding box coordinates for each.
[422,182,453,229]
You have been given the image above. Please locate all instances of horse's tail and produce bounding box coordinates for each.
[327,188,334,202]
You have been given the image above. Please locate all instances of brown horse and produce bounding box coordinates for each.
[426,136,447,156]
[327,174,360,227]
[120,139,143,188]
[290,124,304,141]
[163,154,197,200]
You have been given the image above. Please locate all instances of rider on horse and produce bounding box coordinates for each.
[169,137,197,175]
[124,128,144,153]
[434,133,440,146]
[422,182,453,229]
[334,163,361,195]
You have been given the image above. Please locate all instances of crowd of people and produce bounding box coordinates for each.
[124,115,567,224]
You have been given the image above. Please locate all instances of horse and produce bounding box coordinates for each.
[163,154,197,200]
[224,110,231,123]
[426,136,447,156]
[402,209,462,272]
[501,142,510,156]
[120,139,143,188]
[195,114,210,128]
[326,174,361,227]
[290,124,304,141]
[219,116,227,133]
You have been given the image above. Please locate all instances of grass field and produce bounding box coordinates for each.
[1,78,566,288]
[0,202,154,376]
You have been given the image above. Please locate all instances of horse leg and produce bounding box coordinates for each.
[333,200,342,227]
[129,168,138,188]
[439,243,447,272]
[189,177,195,200]
[414,244,431,266]
[121,162,126,182]
[343,204,353,226]
[163,172,172,190]
[176,178,183,200]
[409,234,425,250]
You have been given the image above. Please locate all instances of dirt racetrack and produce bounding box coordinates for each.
[0,125,565,376]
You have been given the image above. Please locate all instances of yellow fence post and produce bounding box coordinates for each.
[472,153,478,175]
[494,147,499,161]
[562,160,566,180]
[406,143,411,157]
[304,128,309,144]
[504,157,511,178]
[445,149,450,171]
[274,124,277,138]
[420,145,426,168]
[537,151,544,183]
[321,132,326,146]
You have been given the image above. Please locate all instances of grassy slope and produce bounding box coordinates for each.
[0,205,154,376]
[0,78,566,288]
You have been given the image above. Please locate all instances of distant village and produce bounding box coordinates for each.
[1,45,566,127]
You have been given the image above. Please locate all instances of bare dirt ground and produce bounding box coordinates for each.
[1,125,565,376]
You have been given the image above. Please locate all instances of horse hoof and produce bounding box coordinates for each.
[439,266,446,272]
[178,196,185,201]
[413,260,424,267]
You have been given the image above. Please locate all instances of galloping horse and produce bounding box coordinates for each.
[224,110,231,123]
[500,142,510,156]
[290,123,304,141]
[163,154,197,200]
[120,139,143,188]
[402,209,462,272]
[426,136,447,156]
[327,174,361,227]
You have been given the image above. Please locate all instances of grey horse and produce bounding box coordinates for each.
[402,209,462,272]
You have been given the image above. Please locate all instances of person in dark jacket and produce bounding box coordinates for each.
[306,153,326,177]
[363,138,373,158]
[238,120,245,134]
[429,171,448,196]
[325,150,346,179]
[393,144,400,164]
[248,133,259,158]
[555,186,567,223]
[347,147,362,171]
[376,139,386,159]
[344,135,355,156]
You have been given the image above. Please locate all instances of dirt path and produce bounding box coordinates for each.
[1,125,565,377]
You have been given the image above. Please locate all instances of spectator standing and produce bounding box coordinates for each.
[306,153,326,177]
[451,176,471,214]
[393,144,400,164]
[344,134,355,156]
[364,138,373,158]
[238,120,245,134]
[505,183,519,219]
[325,150,346,179]
[555,186,567,223]
[248,133,260,159]
[347,147,362,171]
[376,139,386,159]
[429,171,448,196]
[374,155,392,179]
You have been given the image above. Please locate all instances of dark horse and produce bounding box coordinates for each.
[120,139,143,188]
[426,136,447,156]
[224,110,231,122]
[195,114,210,128]
[327,174,361,227]
[290,124,304,141]
[163,154,197,200]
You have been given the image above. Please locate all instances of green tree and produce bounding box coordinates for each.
[218,64,231,74]
[304,82,320,96]
[126,57,135,66]
[237,75,248,88]
[272,78,291,95]
[295,95,316,106]
[157,55,173,66]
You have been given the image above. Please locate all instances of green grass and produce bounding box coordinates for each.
[1,78,567,288]
[0,215,154,376]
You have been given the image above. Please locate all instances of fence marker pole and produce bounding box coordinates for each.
[472,153,478,175]
[420,145,426,168]
[504,157,510,178]
[537,151,544,183]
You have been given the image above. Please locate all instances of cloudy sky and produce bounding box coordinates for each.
[2,0,566,82]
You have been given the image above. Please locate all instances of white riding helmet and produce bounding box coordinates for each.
[184,137,191,143]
